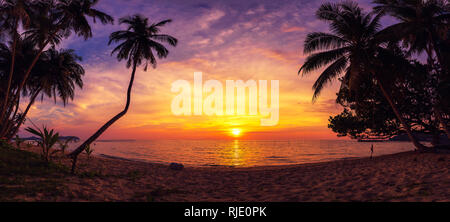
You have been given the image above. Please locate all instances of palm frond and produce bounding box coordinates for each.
[299,47,349,76]
[109,15,177,70]
[312,56,348,102]
[303,32,347,54]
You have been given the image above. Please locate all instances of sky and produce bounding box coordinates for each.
[21,0,378,140]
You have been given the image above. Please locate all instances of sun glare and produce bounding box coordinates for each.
[231,128,242,137]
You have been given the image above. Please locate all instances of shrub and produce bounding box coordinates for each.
[25,126,60,163]
[57,137,75,156]
[84,144,94,160]
[14,135,24,149]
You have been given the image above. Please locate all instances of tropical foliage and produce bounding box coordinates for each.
[57,137,76,155]
[299,1,449,150]
[329,61,442,143]
[68,14,177,173]
[84,144,94,160]
[25,126,60,162]
[0,0,113,140]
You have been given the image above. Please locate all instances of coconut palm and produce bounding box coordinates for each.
[0,0,33,130]
[298,1,427,150]
[373,0,449,67]
[0,0,113,138]
[68,15,178,173]
[0,37,38,138]
[373,0,450,138]
[8,48,84,139]
[11,0,113,126]
[56,0,114,40]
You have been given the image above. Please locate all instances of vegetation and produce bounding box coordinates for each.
[57,137,75,155]
[329,61,443,143]
[0,1,178,174]
[84,144,94,160]
[299,1,449,149]
[373,0,450,138]
[0,140,67,201]
[68,15,178,173]
[0,0,113,140]
[25,126,60,163]
[14,134,23,148]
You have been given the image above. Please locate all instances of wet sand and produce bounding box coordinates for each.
[16,146,450,201]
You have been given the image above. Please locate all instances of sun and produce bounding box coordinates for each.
[231,128,242,137]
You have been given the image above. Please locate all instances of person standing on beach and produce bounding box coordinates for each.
[370,145,374,159]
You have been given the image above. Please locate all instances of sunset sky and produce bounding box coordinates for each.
[21,0,378,140]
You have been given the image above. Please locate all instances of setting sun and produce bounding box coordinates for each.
[231,128,242,137]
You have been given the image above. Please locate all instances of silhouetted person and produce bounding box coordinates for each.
[370,145,374,159]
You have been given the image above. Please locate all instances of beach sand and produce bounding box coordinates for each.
[14,146,450,201]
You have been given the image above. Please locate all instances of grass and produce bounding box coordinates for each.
[78,170,105,179]
[0,140,68,201]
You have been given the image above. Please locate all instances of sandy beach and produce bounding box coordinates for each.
[8,146,448,202]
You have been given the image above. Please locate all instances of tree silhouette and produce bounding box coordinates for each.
[68,15,177,173]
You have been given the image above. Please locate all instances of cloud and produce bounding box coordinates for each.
[198,9,225,29]
[20,0,380,139]
[281,24,306,33]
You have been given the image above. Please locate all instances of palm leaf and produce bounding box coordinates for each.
[299,46,349,76]
[303,32,347,54]
[312,56,348,101]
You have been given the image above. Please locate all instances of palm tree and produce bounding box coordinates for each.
[11,0,113,126]
[373,0,449,68]
[373,0,450,138]
[68,15,177,173]
[56,0,114,40]
[298,1,427,150]
[8,48,84,139]
[0,37,38,138]
[0,0,113,138]
[0,0,33,131]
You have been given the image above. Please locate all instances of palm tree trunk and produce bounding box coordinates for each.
[0,95,19,138]
[13,44,47,105]
[0,42,47,138]
[0,22,19,128]
[68,62,138,174]
[375,75,427,151]
[3,96,20,139]
[429,33,446,74]
[8,89,41,140]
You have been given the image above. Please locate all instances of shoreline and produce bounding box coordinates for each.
[9,146,450,201]
[96,150,409,171]
[86,147,417,170]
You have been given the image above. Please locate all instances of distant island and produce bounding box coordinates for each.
[17,136,80,142]
[97,139,136,142]
[389,133,450,143]
[358,133,450,144]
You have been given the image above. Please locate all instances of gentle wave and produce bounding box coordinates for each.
[69,140,416,167]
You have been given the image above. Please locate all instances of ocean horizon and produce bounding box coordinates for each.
[69,139,418,167]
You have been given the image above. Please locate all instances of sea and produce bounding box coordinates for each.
[68,139,418,167]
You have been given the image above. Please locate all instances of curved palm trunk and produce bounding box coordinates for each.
[0,24,18,128]
[0,42,47,138]
[68,62,137,174]
[12,44,47,106]
[13,27,66,110]
[0,95,19,138]
[375,75,427,151]
[8,89,41,140]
